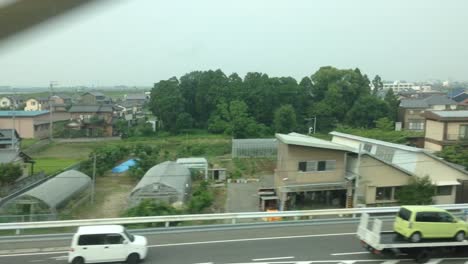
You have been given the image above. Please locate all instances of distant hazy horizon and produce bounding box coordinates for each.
[1,0,467,86]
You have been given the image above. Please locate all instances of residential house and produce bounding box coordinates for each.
[0,96,22,109]
[49,95,67,112]
[80,91,111,105]
[125,94,148,107]
[37,97,50,110]
[424,110,468,151]
[56,94,72,105]
[24,98,42,111]
[274,133,355,210]
[272,131,468,210]
[0,129,34,176]
[0,111,70,139]
[398,94,458,131]
[68,105,113,136]
[452,92,468,109]
[331,131,468,205]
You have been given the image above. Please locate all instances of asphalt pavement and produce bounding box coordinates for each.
[1,221,468,264]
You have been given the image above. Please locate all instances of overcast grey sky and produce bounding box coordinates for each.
[0,0,467,87]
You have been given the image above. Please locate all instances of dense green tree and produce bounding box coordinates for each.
[384,89,400,121]
[187,181,214,213]
[375,117,394,131]
[208,100,268,138]
[274,105,297,133]
[437,144,468,170]
[372,75,383,96]
[0,163,23,186]
[149,67,390,134]
[124,199,178,217]
[395,176,435,205]
[175,112,194,131]
[149,77,185,133]
[345,96,390,128]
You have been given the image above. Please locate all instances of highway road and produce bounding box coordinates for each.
[1,221,468,264]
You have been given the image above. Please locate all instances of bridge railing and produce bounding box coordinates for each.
[1,203,467,232]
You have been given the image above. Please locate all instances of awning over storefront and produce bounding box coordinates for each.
[433,180,461,186]
[280,182,347,193]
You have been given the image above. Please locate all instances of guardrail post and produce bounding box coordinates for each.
[165,221,169,228]
[231,218,236,224]
[294,216,299,221]
[16,228,21,235]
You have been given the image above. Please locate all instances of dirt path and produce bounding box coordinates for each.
[72,172,136,219]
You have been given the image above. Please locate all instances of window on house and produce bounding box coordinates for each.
[375,146,395,163]
[363,143,372,153]
[408,119,424,130]
[298,160,335,172]
[436,186,452,196]
[317,161,326,171]
[376,187,393,200]
[459,125,468,140]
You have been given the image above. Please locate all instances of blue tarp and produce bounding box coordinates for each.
[112,159,137,173]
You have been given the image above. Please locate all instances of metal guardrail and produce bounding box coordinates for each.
[1,203,468,232]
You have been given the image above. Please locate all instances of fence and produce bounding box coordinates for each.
[1,203,468,232]
[231,138,277,158]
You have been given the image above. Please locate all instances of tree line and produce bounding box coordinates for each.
[149,66,399,138]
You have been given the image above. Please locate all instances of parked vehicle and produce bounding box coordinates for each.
[393,206,467,243]
[68,225,148,264]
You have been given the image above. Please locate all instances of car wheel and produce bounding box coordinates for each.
[71,257,85,264]
[127,253,140,264]
[414,249,431,263]
[455,231,465,241]
[410,232,422,243]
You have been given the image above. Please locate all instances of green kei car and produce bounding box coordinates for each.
[393,206,467,243]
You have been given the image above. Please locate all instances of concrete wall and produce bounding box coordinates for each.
[424,141,443,151]
[434,186,456,204]
[274,142,346,188]
[425,120,444,141]
[447,122,468,138]
[352,155,411,204]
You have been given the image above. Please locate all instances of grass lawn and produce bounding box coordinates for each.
[34,157,81,174]
[20,138,39,149]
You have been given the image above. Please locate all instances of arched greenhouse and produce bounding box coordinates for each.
[129,161,191,207]
[1,170,91,215]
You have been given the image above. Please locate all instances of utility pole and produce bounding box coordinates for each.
[49,81,57,142]
[353,143,363,211]
[91,153,96,204]
[305,116,317,134]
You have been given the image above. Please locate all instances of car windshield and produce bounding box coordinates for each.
[398,208,411,221]
[123,229,135,242]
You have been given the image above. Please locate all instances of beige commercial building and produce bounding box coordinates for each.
[0,111,70,139]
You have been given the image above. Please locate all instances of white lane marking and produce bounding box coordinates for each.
[50,255,67,260]
[193,263,213,264]
[425,259,443,264]
[338,261,355,264]
[0,251,66,258]
[29,261,44,263]
[252,256,294,261]
[148,232,355,248]
[381,261,400,264]
[331,252,369,256]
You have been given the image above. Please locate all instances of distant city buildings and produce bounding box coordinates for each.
[382,81,433,93]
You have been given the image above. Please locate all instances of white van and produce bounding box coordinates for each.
[68,225,148,264]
